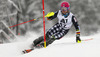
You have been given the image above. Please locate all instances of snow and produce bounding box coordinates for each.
[0,32,100,57]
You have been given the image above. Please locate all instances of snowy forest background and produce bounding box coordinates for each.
[0,0,100,40]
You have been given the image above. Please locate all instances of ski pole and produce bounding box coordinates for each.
[9,19,36,28]
[9,16,43,28]
[82,38,93,41]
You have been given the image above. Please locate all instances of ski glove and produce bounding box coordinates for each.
[45,12,55,17]
[76,34,81,43]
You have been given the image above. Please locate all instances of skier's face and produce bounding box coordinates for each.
[61,7,69,14]
[61,10,68,15]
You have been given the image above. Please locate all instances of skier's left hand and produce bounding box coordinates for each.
[76,35,81,43]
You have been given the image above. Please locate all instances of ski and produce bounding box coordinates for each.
[22,38,93,54]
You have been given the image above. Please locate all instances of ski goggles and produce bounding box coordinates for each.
[60,7,69,11]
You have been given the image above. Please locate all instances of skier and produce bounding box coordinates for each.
[23,1,81,53]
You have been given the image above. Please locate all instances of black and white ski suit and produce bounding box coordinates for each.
[33,10,80,47]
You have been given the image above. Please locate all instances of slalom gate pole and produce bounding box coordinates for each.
[42,0,46,48]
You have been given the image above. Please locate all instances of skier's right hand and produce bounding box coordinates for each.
[45,12,55,20]
[45,12,55,17]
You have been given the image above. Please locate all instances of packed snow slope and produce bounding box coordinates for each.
[0,32,100,57]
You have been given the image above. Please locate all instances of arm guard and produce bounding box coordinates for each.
[72,16,80,37]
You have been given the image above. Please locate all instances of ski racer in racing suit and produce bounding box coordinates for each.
[33,1,81,48]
